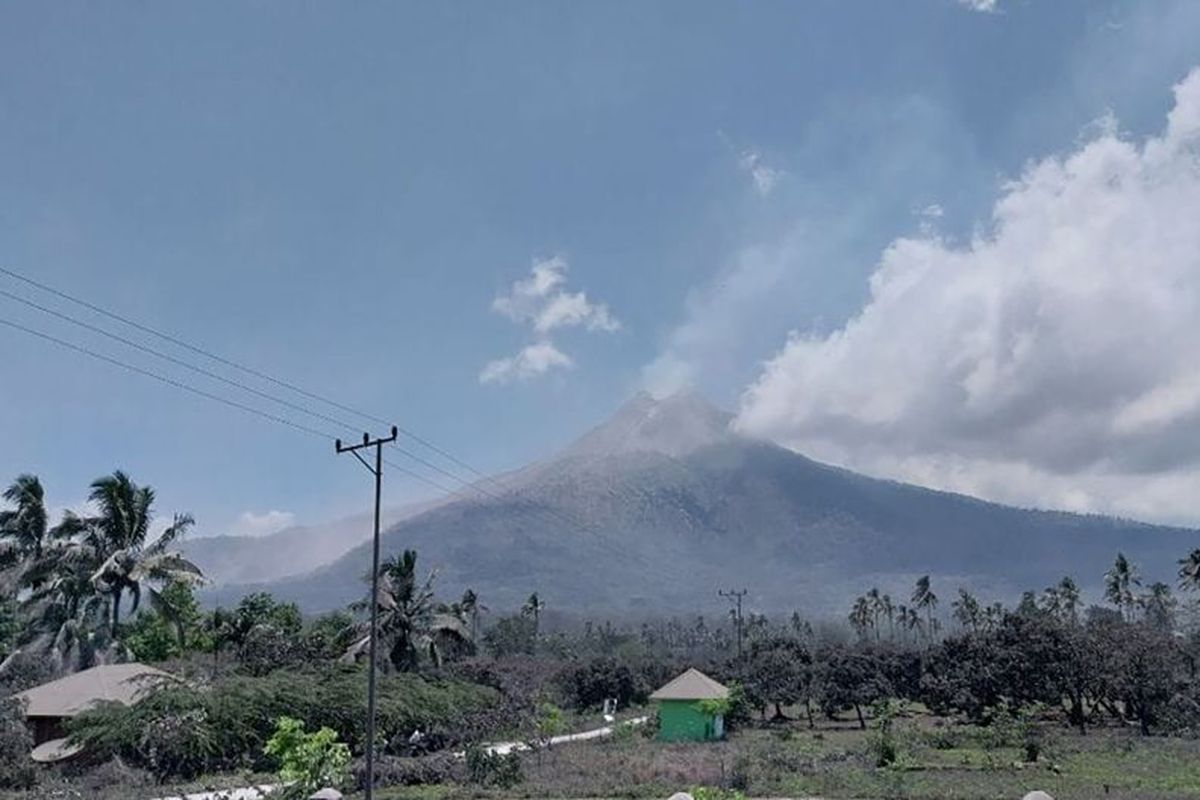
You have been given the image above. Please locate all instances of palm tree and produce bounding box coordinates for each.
[458,588,487,643]
[952,588,982,632]
[866,587,884,641]
[344,549,468,671]
[1178,549,1200,593]
[912,575,939,642]
[523,591,545,652]
[849,596,872,640]
[1105,552,1140,622]
[0,474,49,588]
[1140,581,1177,631]
[86,471,204,635]
[1055,576,1081,625]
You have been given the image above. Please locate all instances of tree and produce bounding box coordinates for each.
[344,549,468,671]
[912,575,939,642]
[743,637,810,720]
[458,588,486,644]
[1140,581,1178,632]
[0,475,48,582]
[86,471,204,635]
[1105,552,1141,623]
[952,588,982,632]
[522,592,545,652]
[1178,548,1200,593]
[848,596,872,640]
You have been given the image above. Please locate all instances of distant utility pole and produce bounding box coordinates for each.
[719,588,748,660]
[336,427,398,800]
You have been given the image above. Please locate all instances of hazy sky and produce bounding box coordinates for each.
[3,0,1200,536]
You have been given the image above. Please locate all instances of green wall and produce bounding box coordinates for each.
[656,700,721,742]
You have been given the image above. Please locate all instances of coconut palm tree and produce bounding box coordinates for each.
[86,471,204,635]
[912,575,938,642]
[952,588,982,632]
[866,587,884,641]
[1178,549,1200,593]
[0,474,49,588]
[1105,552,1140,622]
[849,596,872,640]
[344,549,468,671]
[523,591,545,652]
[1140,581,1177,631]
[457,588,486,643]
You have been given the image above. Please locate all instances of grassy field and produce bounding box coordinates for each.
[358,711,1200,800]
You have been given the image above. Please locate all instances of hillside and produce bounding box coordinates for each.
[208,391,1197,614]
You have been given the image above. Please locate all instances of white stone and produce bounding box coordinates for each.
[667,794,695,800]
[1022,792,1054,800]
[309,790,344,800]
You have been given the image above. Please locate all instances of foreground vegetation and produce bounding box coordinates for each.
[5,470,1200,797]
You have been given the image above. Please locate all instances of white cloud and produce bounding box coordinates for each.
[736,67,1200,525]
[479,340,573,384]
[739,150,783,196]
[229,509,296,538]
[957,0,999,12]
[482,256,618,384]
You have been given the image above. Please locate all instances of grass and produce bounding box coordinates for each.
[355,711,1200,800]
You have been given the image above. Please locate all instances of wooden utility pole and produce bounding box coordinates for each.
[336,427,398,800]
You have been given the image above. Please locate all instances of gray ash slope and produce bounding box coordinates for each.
[214,392,1196,614]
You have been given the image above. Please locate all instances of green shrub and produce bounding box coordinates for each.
[0,696,37,789]
[264,716,350,799]
[68,666,500,780]
[464,744,523,788]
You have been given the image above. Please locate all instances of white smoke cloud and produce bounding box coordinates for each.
[736,67,1200,525]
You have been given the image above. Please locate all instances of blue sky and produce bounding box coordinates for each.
[3,0,1200,535]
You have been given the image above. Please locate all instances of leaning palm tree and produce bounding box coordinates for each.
[1178,549,1200,593]
[86,472,204,635]
[1105,552,1140,623]
[344,549,468,671]
[0,474,49,589]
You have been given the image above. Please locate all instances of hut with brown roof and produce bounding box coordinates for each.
[12,662,173,762]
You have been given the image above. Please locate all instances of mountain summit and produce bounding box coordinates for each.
[563,390,735,459]
[213,391,1196,615]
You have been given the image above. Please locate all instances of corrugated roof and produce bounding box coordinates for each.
[13,662,174,718]
[649,667,729,701]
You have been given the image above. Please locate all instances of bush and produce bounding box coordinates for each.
[68,666,500,780]
[264,716,350,799]
[560,657,645,710]
[359,753,457,787]
[0,696,37,789]
[465,744,523,788]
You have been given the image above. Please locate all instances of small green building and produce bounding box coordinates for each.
[650,668,729,742]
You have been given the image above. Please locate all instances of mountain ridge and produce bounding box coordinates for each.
[203,392,1196,615]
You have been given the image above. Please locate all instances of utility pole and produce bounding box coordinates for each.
[336,427,398,800]
[719,588,748,660]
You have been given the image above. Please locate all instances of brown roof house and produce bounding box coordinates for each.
[12,662,174,762]
[649,668,730,741]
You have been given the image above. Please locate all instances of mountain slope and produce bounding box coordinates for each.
[182,499,444,586]
[212,392,1196,614]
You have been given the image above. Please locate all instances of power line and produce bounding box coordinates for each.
[0,314,460,496]
[0,309,657,574]
[0,264,500,481]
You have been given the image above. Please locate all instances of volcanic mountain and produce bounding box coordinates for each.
[209,391,1196,615]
